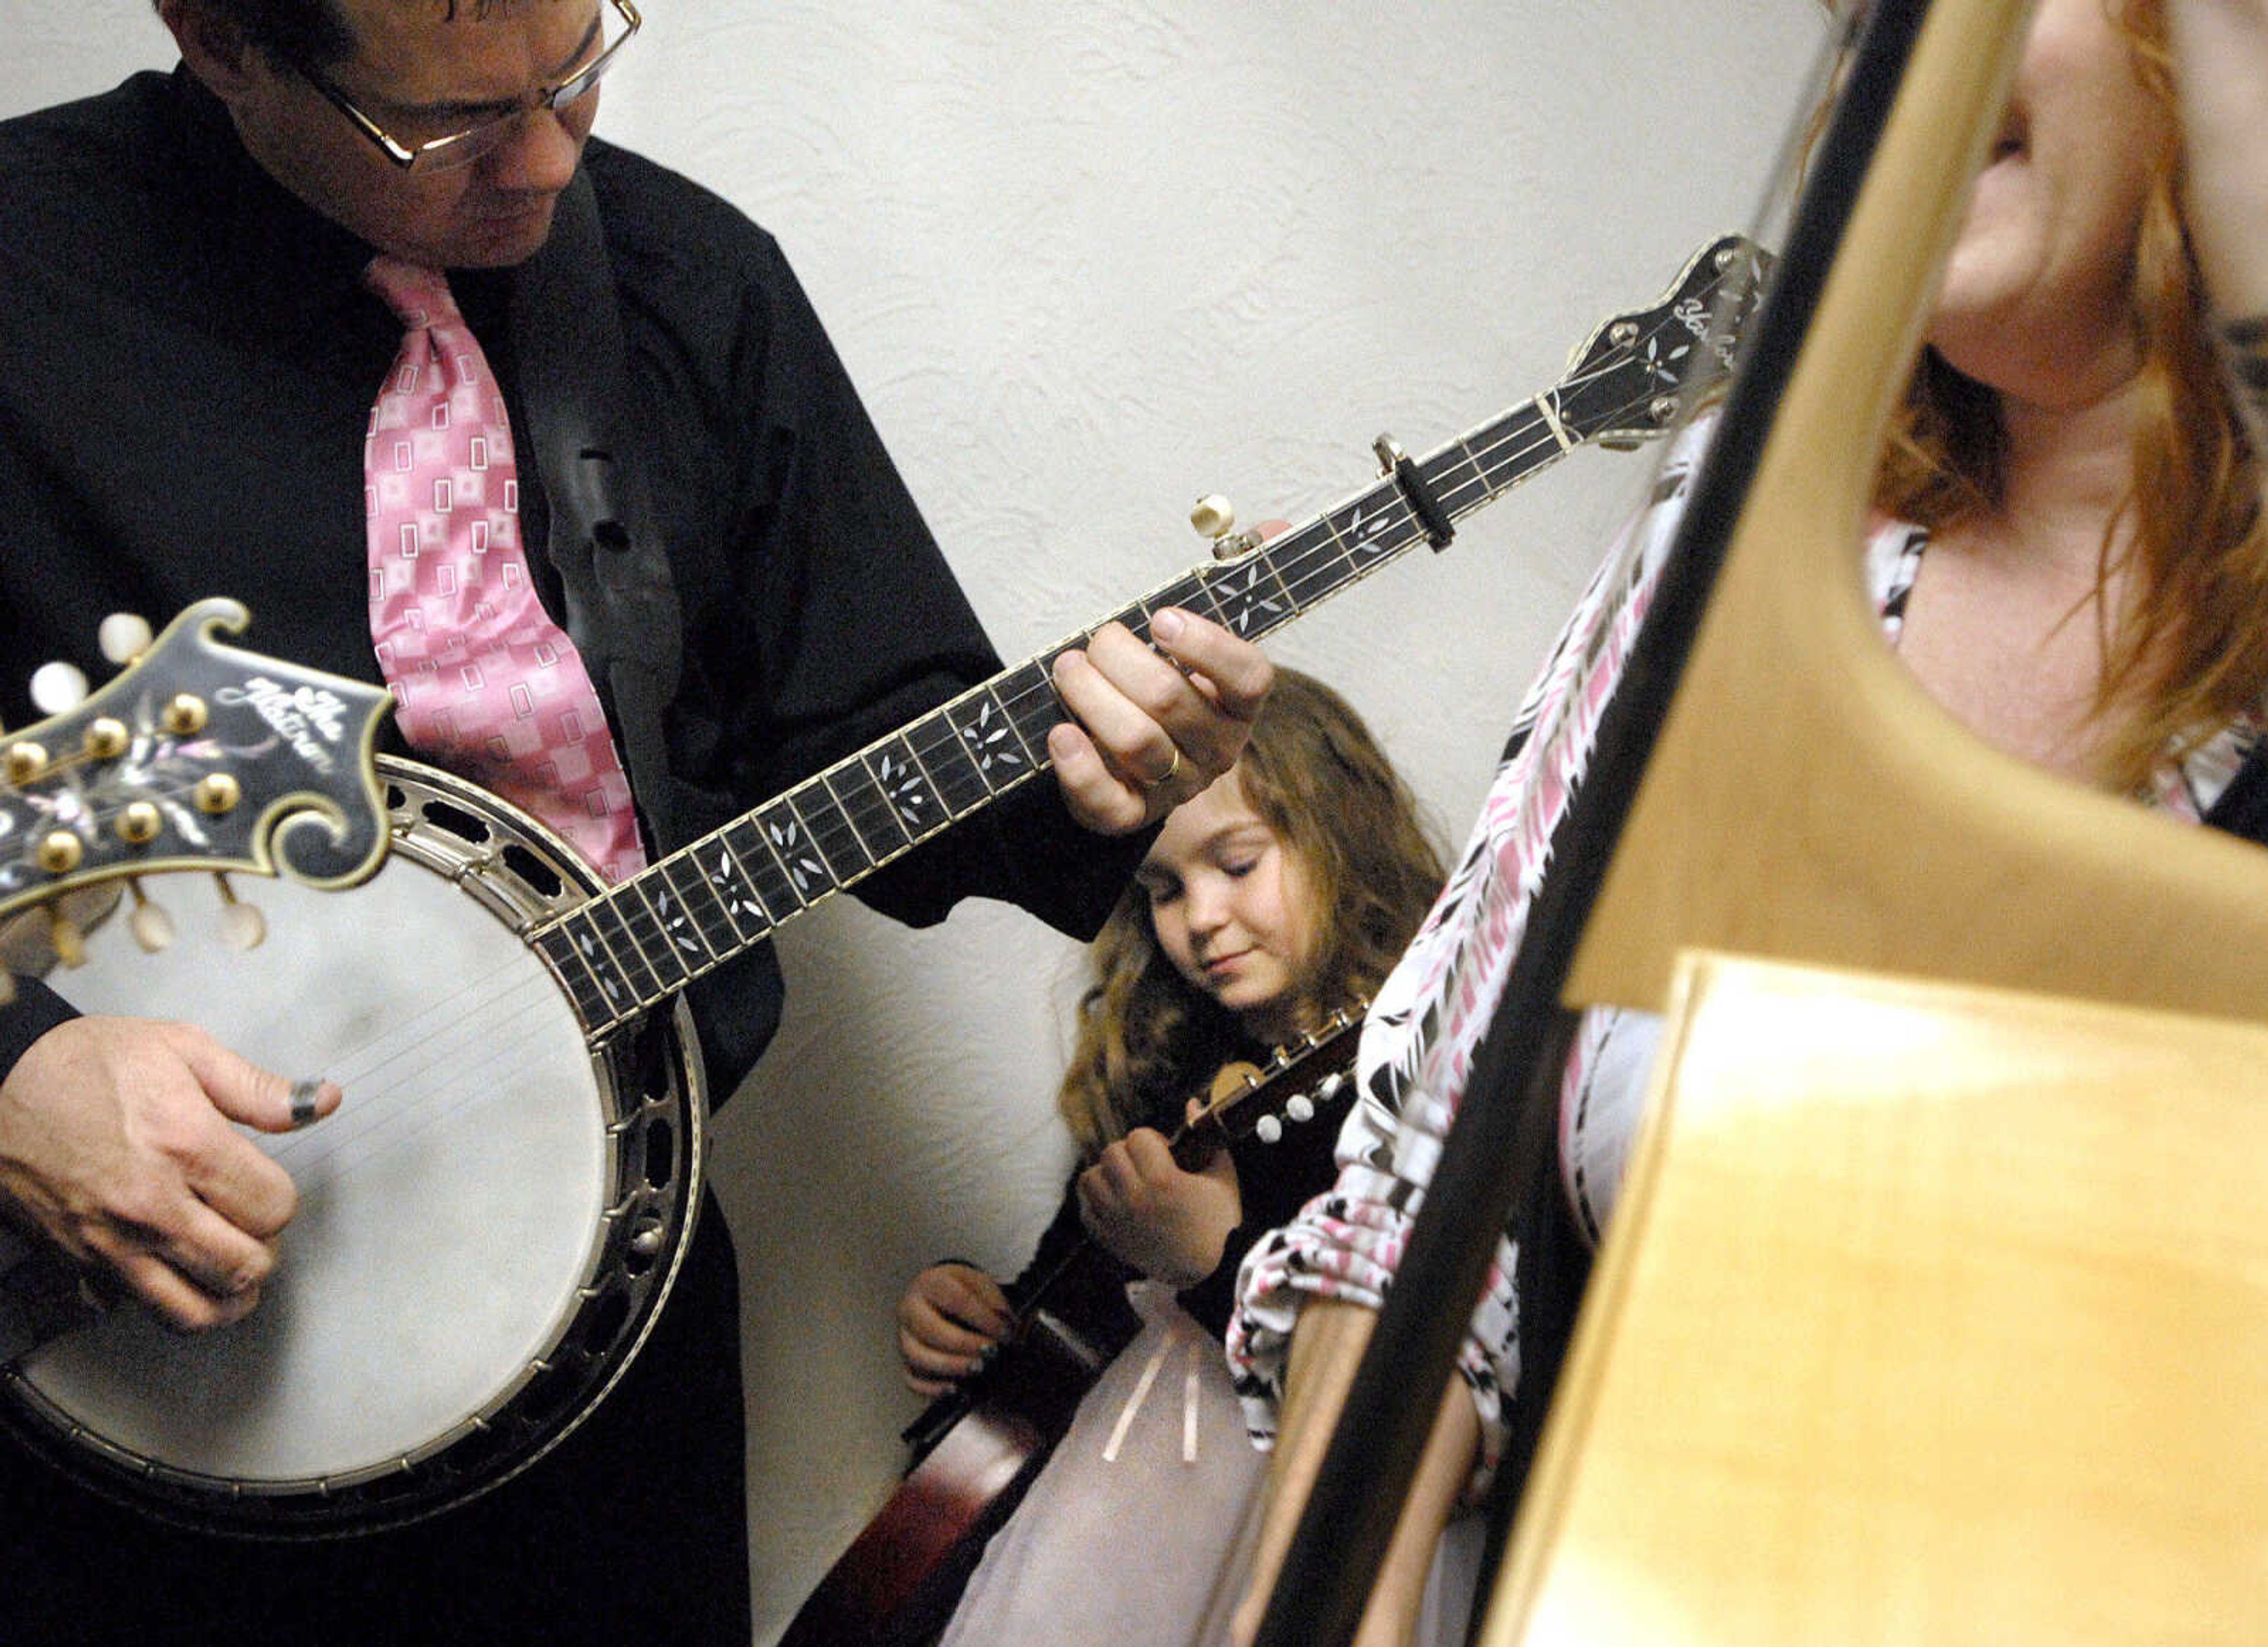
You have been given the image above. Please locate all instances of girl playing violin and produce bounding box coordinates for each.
[892,667,1445,1645]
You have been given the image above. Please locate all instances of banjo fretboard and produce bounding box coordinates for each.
[529,234,1771,1041]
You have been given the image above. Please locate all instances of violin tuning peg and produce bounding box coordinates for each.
[128,882,176,954]
[213,874,266,951]
[28,662,89,718]
[97,613,154,667]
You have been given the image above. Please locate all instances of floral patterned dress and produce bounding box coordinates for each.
[1227,427,2267,1488]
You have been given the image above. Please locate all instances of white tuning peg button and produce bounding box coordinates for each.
[45,907,86,970]
[1189,495,1236,539]
[214,875,267,951]
[1255,1115,1284,1144]
[128,883,176,954]
[1286,1095,1315,1123]
[28,662,89,717]
[99,613,154,666]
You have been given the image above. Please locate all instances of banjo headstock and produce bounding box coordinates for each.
[0,598,392,934]
[1556,232,1777,450]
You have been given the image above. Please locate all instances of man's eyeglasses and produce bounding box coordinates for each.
[294,0,641,174]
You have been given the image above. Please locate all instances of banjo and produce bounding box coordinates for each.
[0,232,1764,1537]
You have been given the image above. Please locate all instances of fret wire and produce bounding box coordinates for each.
[591,890,672,1001]
[1452,435,1500,502]
[533,925,614,1025]
[623,873,703,981]
[1280,518,1377,595]
[1474,423,1572,493]
[1003,670,1071,758]
[1421,434,1500,516]
[785,780,867,881]
[1324,487,1416,577]
[826,761,911,859]
[561,904,644,1017]
[687,830,769,941]
[1135,572,1213,632]
[1435,413,1539,515]
[902,710,998,816]
[722,816,805,924]
[656,852,735,963]
[1169,565,1234,631]
[1202,527,1312,638]
[756,797,837,906]
[861,733,949,840]
[1273,512,1372,608]
[942,673,1042,792]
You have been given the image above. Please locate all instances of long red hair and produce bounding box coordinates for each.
[1872,0,2268,792]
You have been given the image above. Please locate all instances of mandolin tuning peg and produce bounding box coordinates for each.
[1285,1094,1314,1123]
[128,881,175,954]
[28,661,89,718]
[98,613,154,667]
[213,875,266,951]
[1254,1115,1284,1145]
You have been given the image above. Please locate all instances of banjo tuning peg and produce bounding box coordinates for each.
[214,875,267,952]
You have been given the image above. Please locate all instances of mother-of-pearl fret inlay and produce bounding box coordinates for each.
[570,917,632,1007]
[950,692,1034,780]
[866,742,940,833]
[724,818,801,919]
[614,892,682,986]
[657,856,732,958]
[1209,555,1296,638]
[640,878,708,970]
[762,805,832,896]
[527,235,1770,1043]
[831,765,911,857]
[699,837,765,936]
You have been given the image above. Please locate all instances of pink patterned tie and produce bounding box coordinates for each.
[363,256,645,882]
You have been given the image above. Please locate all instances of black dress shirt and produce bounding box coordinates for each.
[0,67,1141,1646]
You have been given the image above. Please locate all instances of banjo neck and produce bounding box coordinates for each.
[526,238,1770,1044]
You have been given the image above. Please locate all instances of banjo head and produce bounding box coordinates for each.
[1,759,703,1537]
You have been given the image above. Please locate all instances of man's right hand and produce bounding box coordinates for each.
[895,1261,1014,1397]
[0,1017,339,1331]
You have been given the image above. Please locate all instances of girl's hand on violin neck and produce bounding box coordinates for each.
[896,1262,1014,1397]
[1076,1112,1242,1287]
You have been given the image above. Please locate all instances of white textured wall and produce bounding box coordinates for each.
[9,4,1827,1639]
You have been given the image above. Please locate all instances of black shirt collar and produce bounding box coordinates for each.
[166,66,519,347]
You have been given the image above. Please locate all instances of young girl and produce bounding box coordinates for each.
[892,667,1445,1646]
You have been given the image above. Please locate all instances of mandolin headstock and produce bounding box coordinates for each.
[1175,1003,1368,1166]
[0,598,393,931]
